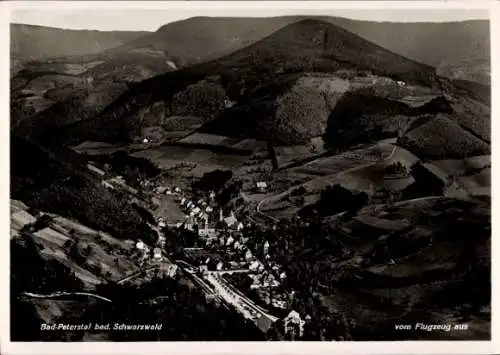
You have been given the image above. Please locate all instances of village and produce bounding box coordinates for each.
[86,162,309,338]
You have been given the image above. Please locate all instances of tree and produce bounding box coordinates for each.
[193,169,233,192]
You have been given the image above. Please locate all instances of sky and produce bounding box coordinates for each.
[9,3,490,32]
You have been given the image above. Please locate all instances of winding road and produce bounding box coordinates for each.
[21,291,112,303]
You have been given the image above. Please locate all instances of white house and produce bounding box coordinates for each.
[136,241,145,250]
[270,279,280,288]
[153,247,162,260]
[272,299,287,309]
[263,240,269,255]
[184,216,195,231]
[165,264,178,278]
[180,198,186,205]
[143,138,149,144]
[224,215,238,228]
[396,80,406,87]
[226,236,235,246]
[250,281,262,290]
[236,222,244,231]
[284,310,306,338]
[216,261,224,271]
[280,271,287,280]
[198,226,217,238]
[174,187,181,193]
[156,186,167,194]
[256,181,268,192]
[248,260,260,271]
[245,249,253,261]
[101,180,115,190]
[87,164,105,176]
[206,206,213,213]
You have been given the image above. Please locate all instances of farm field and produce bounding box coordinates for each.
[430,155,490,177]
[288,143,395,178]
[131,144,250,177]
[273,136,331,169]
[259,143,400,219]
[11,209,37,231]
[152,195,186,224]
[11,204,144,289]
[178,132,267,152]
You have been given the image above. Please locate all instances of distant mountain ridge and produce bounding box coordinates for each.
[11,16,489,85]
[109,16,489,83]
[11,23,150,62]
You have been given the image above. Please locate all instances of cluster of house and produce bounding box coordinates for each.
[135,240,152,258]
[135,240,164,261]
[247,242,289,310]
[193,235,290,311]
[155,185,182,196]
[178,193,246,239]
[144,182,312,338]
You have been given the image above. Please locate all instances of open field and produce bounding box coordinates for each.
[258,142,399,216]
[33,227,71,248]
[11,209,37,231]
[152,195,186,224]
[131,144,250,177]
[430,155,490,176]
[11,203,143,289]
[179,132,266,152]
[288,143,395,177]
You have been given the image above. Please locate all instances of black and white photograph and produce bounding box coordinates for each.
[4,0,495,350]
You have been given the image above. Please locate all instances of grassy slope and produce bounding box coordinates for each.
[10,135,155,242]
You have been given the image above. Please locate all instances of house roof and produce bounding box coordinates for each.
[286,310,301,320]
[224,216,238,226]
